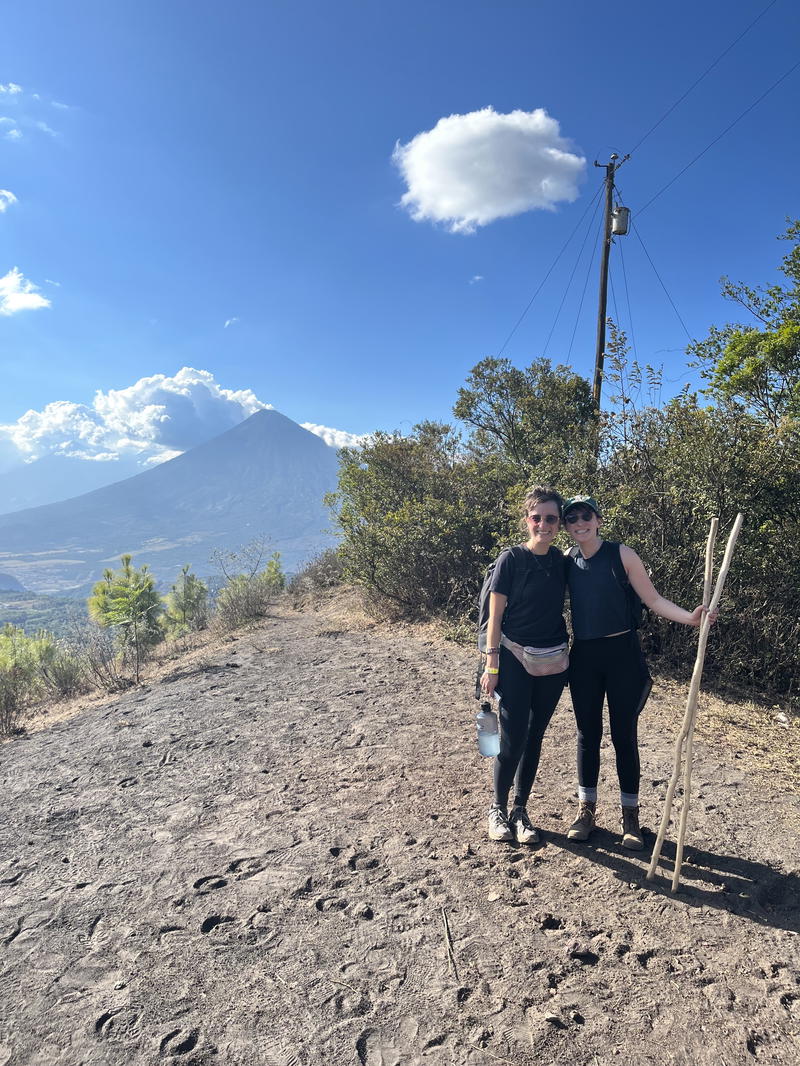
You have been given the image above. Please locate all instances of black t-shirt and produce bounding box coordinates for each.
[489,545,568,647]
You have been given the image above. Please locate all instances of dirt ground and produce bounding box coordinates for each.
[1,592,798,1066]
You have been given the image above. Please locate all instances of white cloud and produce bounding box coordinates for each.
[0,268,51,316]
[469,274,484,284]
[35,120,58,137]
[301,423,367,449]
[0,83,23,95]
[5,128,21,141]
[393,106,585,234]
[0,189,17,212]
[52,101,70,111]
[44,278,61,287]
[0,367,272,467]
[0,117,14,125]
[223,317,239,328]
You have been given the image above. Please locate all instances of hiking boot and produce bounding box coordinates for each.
[621,805,644,850]
[567,801,596,842]
[487,804,514,842]
[510,806,540,845]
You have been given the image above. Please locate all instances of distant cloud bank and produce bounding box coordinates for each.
[0,367,362,473]
[300,423,368,449]
[393,106,585,234]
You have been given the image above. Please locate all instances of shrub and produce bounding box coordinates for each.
[0,625,56,735]
[212,542,285,629]
[39,643,86,698]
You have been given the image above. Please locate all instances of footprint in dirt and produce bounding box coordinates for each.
[94,1008,140,1041]
[158,1027,201,1057]
[192,876,228,894]
[226,857,266,881]
[199,915,235,934]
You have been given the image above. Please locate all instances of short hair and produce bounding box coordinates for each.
[520,485,564,530]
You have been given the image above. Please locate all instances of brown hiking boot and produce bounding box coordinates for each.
[567,801,596,841]
[621,805,644,850]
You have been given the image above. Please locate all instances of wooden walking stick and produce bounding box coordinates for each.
[671,516,720,892]
[646,513,744,886]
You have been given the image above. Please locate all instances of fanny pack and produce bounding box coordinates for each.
[500,634,569,676]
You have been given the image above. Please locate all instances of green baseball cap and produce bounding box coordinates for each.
[563,495,601,517]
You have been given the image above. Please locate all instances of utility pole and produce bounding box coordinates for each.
[592,154,618,411]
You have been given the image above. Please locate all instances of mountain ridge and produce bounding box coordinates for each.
[0,409,340,593]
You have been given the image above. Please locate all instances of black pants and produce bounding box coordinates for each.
[493,645,567,808]
[568,632,652,796]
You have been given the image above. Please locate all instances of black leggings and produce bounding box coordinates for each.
[493,645,567,808]
[568,632,652,795]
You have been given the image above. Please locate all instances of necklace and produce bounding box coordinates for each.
[525,545,553,578]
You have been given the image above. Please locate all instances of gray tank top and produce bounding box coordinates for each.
[567,541,630,640]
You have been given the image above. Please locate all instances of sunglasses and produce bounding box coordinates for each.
[527,513,560,525]
[565,510,596,524]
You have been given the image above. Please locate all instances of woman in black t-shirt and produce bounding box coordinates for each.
[479,486,569,845]
[562,495,715,850]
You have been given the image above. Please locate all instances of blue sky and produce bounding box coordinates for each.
[1,0,798,470]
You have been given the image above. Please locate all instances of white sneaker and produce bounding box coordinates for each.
[510,806,540,844]
[487,804,513,842]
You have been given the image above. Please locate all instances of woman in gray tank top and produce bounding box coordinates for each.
[562,495,716,850]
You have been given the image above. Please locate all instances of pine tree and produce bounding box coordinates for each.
[88,555,163,682]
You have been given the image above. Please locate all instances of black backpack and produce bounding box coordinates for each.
[568,541,645,630]
[477,545,535,652]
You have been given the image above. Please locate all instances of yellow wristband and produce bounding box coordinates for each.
[486,667,499,675]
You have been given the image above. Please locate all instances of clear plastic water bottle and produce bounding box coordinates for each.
[476,702,500,758]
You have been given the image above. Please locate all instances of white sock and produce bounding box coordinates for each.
[578,786,597,803]
[620,791,639,808]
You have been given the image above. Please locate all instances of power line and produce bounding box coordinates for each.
[628,0,781,157]
[618,237,638,363]
[638,56,800,217]
[496,181,604,357]
[631,221,693,342]
[542,190,604,357]
[567,210,604,364]
[609,264,620,330]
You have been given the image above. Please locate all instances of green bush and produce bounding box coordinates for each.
[213,546,285,629]
[0,625,57,735]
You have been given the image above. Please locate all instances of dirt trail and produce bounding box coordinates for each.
[0,601,798,1066]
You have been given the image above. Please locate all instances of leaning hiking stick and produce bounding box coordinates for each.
[670,516,719,892]
[646,513,744,888]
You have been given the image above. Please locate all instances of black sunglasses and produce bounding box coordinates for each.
[527,513,560,525]
[565,510,596,524]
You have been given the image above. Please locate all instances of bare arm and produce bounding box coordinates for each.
[481,591,507,695]
[620,545,716,627]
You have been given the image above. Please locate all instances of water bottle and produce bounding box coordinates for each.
[476,701,500,758]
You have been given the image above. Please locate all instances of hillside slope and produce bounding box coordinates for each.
[0,604,797,1065]
[0,410,339,593]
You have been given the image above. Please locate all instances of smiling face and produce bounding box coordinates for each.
[525,499,562,553]
[563,505,602,548]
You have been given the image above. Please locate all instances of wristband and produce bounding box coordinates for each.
[486,667,499,675]
[485,647,500,655]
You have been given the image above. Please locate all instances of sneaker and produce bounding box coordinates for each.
[567,801,596,842]
[487,804,514,842]
[621,806,644,850]
[510,806,540,845]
